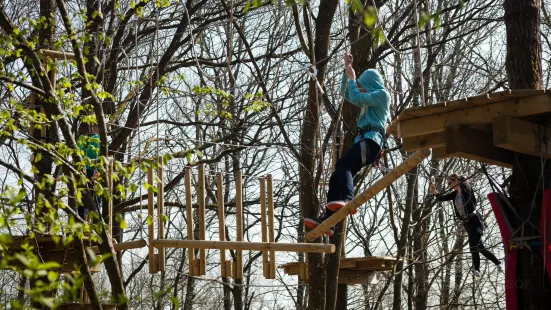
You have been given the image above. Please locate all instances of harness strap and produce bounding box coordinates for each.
[360,140,367,165]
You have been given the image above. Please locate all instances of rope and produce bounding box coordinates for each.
[134,18,144,241]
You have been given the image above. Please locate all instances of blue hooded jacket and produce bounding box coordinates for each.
[340,69,390,147]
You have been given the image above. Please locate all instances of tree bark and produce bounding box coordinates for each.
[299,1,339,309]
[31,1,56,307]
[504,0,551,308]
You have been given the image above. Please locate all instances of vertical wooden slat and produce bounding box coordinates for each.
[217,172,227,277]
[147,166,155,274]
[235,170,243,279]
[198,164,207,275]
[259,177,268,278]
[107,158,113,237]
[267,175,276,279]
[185,167,195,276]
[157,165,166,272]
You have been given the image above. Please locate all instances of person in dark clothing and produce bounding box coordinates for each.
[430,173,502,276]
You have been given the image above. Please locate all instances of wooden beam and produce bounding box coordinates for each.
[40,49,76,60]
[397,94,551,138]
[107,158,113,237]
[147,167,155,274]
[151,240,335,253]
[493,116,551,159]
[112,239,147,251]
[157,165,166,272]
[185,167,195,276]
[235,170,244,279]
[198,164,207,275]
[217,172,228,277]
[305,149,431,241]
[267,174,276,279]
[338,270,378,285]
[401,132,446,152]
[437,125,514,168]
[259,177,269,278]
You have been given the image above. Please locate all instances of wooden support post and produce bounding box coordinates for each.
[401,132,446,152]
[235,170,243,279]
[107,158,113,237]
[305,149,432,241]
[259,177,269,278]
[151,240,335,253]
[198,164,207,275]
[185,167,196,276]
[147,167,156,274]
[433,125,514,168]
[157,165,166,272]
[267,175,276,279]
[217,172,228,277]
[493,116,551,159]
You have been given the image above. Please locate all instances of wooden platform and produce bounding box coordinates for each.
[387,90,551,167]
[279,256,399,285]
[1,235,101,273]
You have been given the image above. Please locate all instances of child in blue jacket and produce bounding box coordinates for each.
[304,54,391,236]
[77,123,101,220]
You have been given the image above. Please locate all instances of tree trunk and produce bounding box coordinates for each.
[223,277,232,310]
[31,1,56,307]
[504,0,543,90]
[299,1,339,309]
[504,1,551,308]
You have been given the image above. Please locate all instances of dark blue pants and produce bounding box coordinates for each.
[466,213,500,270]
[326,138,381,209]
[78,169,102,219]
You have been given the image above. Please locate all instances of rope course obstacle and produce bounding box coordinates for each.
[146,163,336,279]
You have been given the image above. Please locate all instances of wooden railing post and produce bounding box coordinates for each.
[235,170,243,279]
[147,166,156,273]
[198,164,206,275]
[217,172,229,277]
[185,167,196,276]
[157,164,166,272]
[267,175,276,279]
[260,177,268,278]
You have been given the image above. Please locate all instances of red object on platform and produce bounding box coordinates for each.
[540,189,551,284]
[488,193,517,310]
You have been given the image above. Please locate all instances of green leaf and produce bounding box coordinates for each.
[120,219,128,229]
[0,234,13,244]
[169,296,180,309]
[432,13,441,29]
[244,0,252,12]
[47,270,59,282]
[37,261,62,270]
[363,10,377,28]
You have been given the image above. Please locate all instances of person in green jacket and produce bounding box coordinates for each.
[77,123,101,220]
[304,54,391,236]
